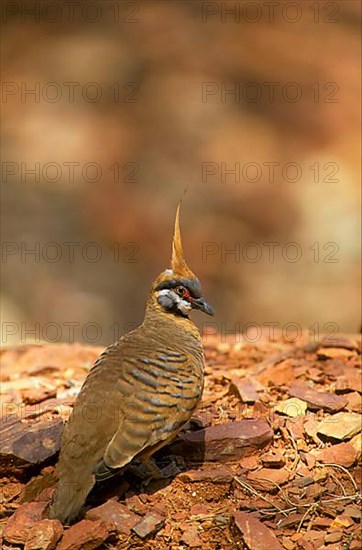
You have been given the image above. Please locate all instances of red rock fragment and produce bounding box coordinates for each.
[190,504,209,516]
[316,412,362,440]
[344,504,360,520]
[278,513,304,528]
[313,516,332,529]
[171,420,273,462]
[335,370,362,394]
[132,510,165,539]
[297,530,324,548]
[295,464,311,477]
[305,483,327,500]
[304,417,322,445]
[292,475,314,488]
[230,378,260,403]
[247,467,290,491]
[181,525,202,547]
[0,415,63,467]
[153,501,167,516]
[173,511,188,521]
[85,499,139,535]
[312,442,359,467]
[239,455,259,470]
[3,502,48,545]
[125,494,148,516]
[324,531,343,543]
[261,450,286,468]
[57,519,110,550]
[22,387,57,405]
[282,535,295,550]
[258,359,294,386]
[137,492,149,504]
[288,385,347,412]
[299,452,316,469]
[323,359,346,378]
[178,467,233,484]
[345,392,362,413]
[190,410,213,428]
[285,417,305,440]
[330,514,355,529]
[24,519,63,550]
[233,511,283,550]
[307,366,323,382]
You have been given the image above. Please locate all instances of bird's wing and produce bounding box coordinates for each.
[96,349,203,477]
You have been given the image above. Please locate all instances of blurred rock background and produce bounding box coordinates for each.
[1,0,361,346]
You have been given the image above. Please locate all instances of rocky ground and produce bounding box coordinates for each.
[0,332,361,549]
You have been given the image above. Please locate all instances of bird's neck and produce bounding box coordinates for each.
[143,293,202,342]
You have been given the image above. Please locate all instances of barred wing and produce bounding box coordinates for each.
[95,350,203,478]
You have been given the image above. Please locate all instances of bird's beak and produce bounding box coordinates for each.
[192,297,215,316]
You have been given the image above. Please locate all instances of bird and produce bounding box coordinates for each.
[49,203,214,523]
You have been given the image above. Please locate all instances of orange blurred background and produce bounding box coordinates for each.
[1,0,361,346]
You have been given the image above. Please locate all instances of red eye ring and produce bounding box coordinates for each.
[175,286,187,297]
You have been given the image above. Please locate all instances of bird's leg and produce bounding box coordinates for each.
[128,456,181,484]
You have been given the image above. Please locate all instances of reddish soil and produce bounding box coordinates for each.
[1,332,361,549]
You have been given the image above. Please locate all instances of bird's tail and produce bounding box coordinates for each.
[48,470,95,524]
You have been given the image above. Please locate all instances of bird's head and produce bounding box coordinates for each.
[150,204,214,319]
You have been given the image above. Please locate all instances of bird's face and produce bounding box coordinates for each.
[155,273,214,318]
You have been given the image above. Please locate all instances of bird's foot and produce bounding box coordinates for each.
[129,457,181,485]
[157,460,182,479]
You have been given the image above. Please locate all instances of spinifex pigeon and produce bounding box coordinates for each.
[49,205,214,523]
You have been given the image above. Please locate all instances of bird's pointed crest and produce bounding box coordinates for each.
[153,198,197,288]
[171,202,195,279]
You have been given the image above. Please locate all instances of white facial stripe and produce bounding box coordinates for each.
[157,289,192,314]
[158,289,172,297]
[177,296,192,314]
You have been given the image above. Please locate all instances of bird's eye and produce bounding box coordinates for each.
[175,286,186,297]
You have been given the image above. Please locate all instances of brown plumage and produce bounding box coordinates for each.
[49,204,214,523]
